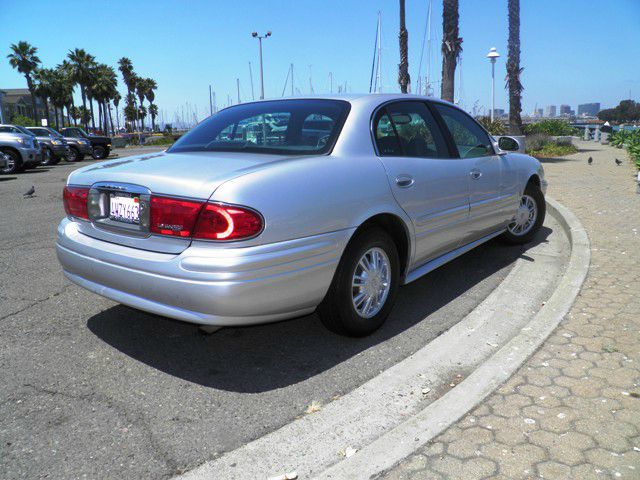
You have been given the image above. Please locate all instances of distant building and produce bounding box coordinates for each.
[536,108,543,118]
[492,108,505,118]
[545,105,556,117]
[0,88,48,122]
[577,103,601,116]
[559,104,572,116]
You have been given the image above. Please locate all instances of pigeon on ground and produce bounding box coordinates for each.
[23,185,35,198]
[588,157,593,165]
[615,158,623,165]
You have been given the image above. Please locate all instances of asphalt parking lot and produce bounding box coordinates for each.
[0,149,549,479]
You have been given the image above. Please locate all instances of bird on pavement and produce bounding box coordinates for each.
[588,157,593,165]
[615,158,623,165]
[23,185,35,198]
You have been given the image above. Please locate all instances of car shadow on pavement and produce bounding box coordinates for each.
[87,227,552,393]
[0,176,17,181]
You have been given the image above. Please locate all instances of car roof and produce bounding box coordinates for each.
[228,93,455,109]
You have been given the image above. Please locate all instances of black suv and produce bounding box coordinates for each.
[59,127,112,159]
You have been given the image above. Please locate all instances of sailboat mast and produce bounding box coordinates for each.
[426,0,432,96]
[248,62,255,101]
[369,13,380,93]
[376,11,382,93]
[291,64,294,96]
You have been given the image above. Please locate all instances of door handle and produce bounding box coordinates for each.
[470,170,482,180]
[395,175,415,188]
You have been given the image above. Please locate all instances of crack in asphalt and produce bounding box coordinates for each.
[0,284,74,322]
[18,382,179,477]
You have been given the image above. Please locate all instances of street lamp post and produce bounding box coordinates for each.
[252,31,272,99]
[486,47,500,122]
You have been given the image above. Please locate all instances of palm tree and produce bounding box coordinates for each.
[67,48,96,130]
[118,57,136,129]
[58,61,76,126]
[506,0,523,134]
[143,78,158,131]
[398,0,410,94]
[33,68,54,125]
[440,0,462,102]
[135,76,147,130]
[92,64,118,135]
[113,92,121,132]
[149,104,158,132]
[7,41,41,122]
[50,68,72,130]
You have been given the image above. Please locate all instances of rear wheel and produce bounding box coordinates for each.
[92,145,107,159]
[0,149,22,174]
[501,182,546,244]
[318,228,400,337]
[66,147,81,162]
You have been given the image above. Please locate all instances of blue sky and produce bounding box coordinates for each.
[1,0,639,124]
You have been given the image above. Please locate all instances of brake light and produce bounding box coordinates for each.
[149,196,263,241]
[193,203,263,240]
[63,186,89,219]
[150,196,202,237]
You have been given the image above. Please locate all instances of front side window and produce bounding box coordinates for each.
[169,100,350,155]
[29,128,50,136]
[434,104,494,158]
[374,101,448,158]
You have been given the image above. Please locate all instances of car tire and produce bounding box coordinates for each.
[501,182,546,244]
[0,149,22,174]
[41,147,54,166]
[317,227,400,337]
[66,147,84,162]
[92,145,107,159]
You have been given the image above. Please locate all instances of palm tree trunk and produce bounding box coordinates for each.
[108,103,115,135]
[115,105,120,132]
[66,106,72,127]
[103,102,110,136]
[440,0,461,103]
[54,107,60,130]
[398,0,410,93]
[80,86,88,129]
[25,76,39,122]
[98,101,103,132]
[42,97,50,126]
[507,0,523,135]
[89,97,96,131]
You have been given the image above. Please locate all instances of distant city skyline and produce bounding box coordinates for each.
[1,0,638,126]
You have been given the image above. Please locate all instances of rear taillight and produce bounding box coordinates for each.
[150,196,202,237]
[193,203,263,240]
[149,196,263,241]
[63,186,89,219]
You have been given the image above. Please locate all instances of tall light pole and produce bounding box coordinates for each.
[252,31,271,99]
[486,47,500,122]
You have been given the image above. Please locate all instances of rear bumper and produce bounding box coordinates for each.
[56,218,352,326]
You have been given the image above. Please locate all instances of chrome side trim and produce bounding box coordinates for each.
[403,229,505,285]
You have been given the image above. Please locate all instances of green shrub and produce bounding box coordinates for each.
[10,114,36,127]
[524,119,578,136]
[526,134,551,151]
[476,116,507,135]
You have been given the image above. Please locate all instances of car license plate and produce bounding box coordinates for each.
[109,194,140,224]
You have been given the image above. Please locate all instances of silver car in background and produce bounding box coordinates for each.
[56,94,546,336]
[26,126,71,165]
[0,124,42,174]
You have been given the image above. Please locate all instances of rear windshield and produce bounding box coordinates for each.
[168,99,350,155]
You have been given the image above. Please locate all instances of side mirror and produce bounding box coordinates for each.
[497,136,520,152]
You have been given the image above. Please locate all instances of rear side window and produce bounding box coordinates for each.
[374,101,448,158]
[170,99,350,155]
[434,104,495,158]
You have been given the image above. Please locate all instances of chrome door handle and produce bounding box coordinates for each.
[470,170,482,180]
[395,175,415,188]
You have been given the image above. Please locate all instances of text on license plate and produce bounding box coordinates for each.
[109,195,140,223]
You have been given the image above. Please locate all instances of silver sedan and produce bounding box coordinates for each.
[56,94,546,336]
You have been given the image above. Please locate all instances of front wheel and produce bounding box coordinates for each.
[41,147,54,166]
[501,182,546,244]
[0,149,22,174]
[317,228,400,337]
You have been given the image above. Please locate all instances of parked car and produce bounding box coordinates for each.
[56,95,547,336]
[59,127,111,159]
[26,127,71,165]
[0,125,42,174]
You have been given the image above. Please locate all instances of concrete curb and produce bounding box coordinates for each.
[316,197,590,479]
[177,197,589,480]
